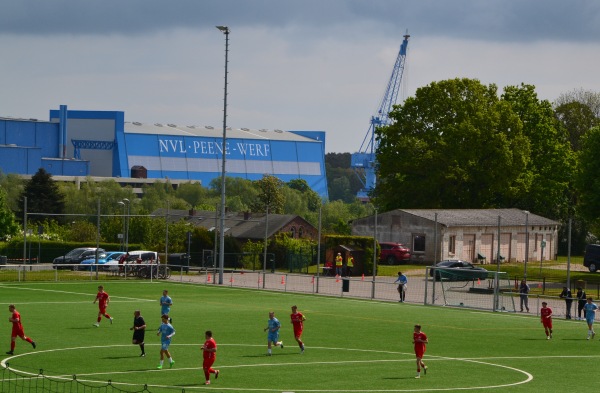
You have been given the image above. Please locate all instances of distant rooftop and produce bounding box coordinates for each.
[124,121,320,143]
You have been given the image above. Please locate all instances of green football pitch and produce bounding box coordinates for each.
[1,280,599,392]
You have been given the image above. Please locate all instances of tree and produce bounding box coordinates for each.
[0,173,24,212]
[18,168,65,223]
[577,126,600,234]
[176,181,207,208]
[555,88,600,118]
[554,101,599,152]
[251,175,285,214]
[325,153,362,202]
[502,84,575,220]
[0,186,19,238]
[376,78,530,211]
[286,179,321,211]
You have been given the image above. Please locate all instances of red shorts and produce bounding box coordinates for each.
[12,327,25,339]
[414,345,425,359]
[294,328,303,338]
[203,357,215,369]
[99,306,107,314]
[542,319,553,329]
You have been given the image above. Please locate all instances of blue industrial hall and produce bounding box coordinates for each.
[0,105,329,199]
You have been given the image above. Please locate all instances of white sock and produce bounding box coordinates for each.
[268,348,272,354]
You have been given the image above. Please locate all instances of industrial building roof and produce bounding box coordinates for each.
[124,121,320,142]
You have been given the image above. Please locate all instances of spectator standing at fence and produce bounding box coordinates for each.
[118,252,129,273]
[560,287,573,319]
[263,311,284,356]
[346,254,354,276]
[576,287,587,320]
[519,280,530,313]
[93,285,113,327]
[160,290,173,323]
[201,330,219,385]
[290,305,306,353]
[157,314,175,369]
[584,297,598,340]
[335,253,343,276]
[394,272,408,302]
[6,305,36,355]
[540,302,553,339]
[130,310,146,357]
[412,324,428,379]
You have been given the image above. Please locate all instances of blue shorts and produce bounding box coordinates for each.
[161,340,171,351]
[586,317,595,326]
[268,331,279,343]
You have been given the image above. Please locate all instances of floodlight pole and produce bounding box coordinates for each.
[216,25,230,285]
[316,202,322,293]
[263,204,269,288]
[372,209,378,299]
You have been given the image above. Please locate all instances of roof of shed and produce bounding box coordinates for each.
[398,208,559,227]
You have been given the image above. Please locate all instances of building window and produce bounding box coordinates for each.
[449,235,456,254]
[413,234,425,253]
[290,226,296,238]
[298,227,304,238]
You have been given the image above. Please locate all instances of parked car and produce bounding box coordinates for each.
[584,244,600,272]
[53,248,105,270]
[379,242,411,265]
[104,250,160,271]
[430,260,489,281]
[167,253,190,273]
[79,251,126,271]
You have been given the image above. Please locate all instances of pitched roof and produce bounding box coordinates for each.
[396,208,559,227]
[152,208,313,240]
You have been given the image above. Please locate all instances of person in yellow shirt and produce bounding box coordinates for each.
[335,253,343,276]
[346,254,354,276]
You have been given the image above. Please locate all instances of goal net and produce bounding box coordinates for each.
[425,267,516,312]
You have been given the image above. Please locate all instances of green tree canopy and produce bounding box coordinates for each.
[577,126,600,233]
[18,168,65,223]
[376,78,530,211]
[502,84,575,220]
[251,175,285,214]
[0,186,19,238]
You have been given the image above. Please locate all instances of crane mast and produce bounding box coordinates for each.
[351,33,410,201]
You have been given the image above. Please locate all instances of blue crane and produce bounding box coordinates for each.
[351,33,410,201]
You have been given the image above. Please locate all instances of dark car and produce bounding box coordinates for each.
[430,260,489,281]
[53,247,105,270]
[168,253,190,273]
[379,242,411,265]
[584,244,600,272]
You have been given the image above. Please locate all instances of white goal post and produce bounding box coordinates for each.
[424,266,516,312]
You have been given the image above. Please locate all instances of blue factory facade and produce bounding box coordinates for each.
[0,106,328,199]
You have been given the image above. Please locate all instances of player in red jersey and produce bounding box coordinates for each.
[290,305,306,353]
[6,304,36,355]
[201,330,219,385]
[412,324,428,379]
[540,301,553,339]
[93,285,113,327]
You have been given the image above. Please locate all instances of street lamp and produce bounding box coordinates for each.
[524,210,529,280]
[118,201,126,251]
[263,204,269,288]
[118,198,130,252]
[216,25,230,285]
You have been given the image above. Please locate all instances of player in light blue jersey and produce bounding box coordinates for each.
[160,290,173,322]
[263,311,284,355]
[584,297,598,340]
[156,314,175,369]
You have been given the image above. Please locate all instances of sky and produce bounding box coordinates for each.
[1,0,600,154]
